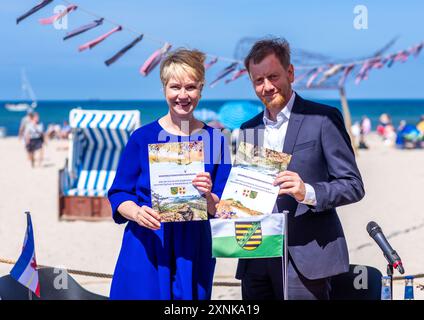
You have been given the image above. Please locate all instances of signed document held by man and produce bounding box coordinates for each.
[148,141,207,222]
[216,142,291,219]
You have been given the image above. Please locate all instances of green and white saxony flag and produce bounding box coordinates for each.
[210,214,285,258]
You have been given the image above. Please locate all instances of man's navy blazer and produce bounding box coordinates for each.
[235,94,365,280]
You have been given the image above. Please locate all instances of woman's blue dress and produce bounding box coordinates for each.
[108,120,231,300]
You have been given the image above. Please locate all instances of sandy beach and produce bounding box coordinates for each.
[1,133,423,300]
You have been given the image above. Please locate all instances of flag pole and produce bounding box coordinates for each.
[25,211,32,301]
[282,210,289,300]
[339,86,357,156]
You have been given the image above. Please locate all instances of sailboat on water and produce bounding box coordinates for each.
[4,69,37,112]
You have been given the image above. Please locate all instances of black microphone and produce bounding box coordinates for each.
[366,221,405,274]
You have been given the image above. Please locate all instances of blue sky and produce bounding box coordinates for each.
[1,0,423,100]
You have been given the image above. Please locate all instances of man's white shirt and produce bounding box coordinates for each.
[262,91,317,210]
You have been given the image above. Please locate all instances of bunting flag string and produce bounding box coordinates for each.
[78,26,122,52]
[105,34,144,66]
[39,4,77,25]
[63,18,104,41]
[300,41,423,88]
[16,0,54,24]
[14,0,424,88]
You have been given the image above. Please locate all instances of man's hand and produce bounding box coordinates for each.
[273,170,306,202]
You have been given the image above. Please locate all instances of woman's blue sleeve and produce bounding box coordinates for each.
[108,132,141,224]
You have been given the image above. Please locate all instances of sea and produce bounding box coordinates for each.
[1,99,423,136]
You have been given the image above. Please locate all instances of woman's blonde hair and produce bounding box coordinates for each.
[160,48,206,88]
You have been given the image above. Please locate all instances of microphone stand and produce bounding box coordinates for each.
[386,263,394,300]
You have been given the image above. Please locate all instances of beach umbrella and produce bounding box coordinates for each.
[193,108,218,122]
[217,101,263,130]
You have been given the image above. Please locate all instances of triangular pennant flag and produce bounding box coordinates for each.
[63,18,104,41]
[204,57,218,70]
[387,50,409,68]
[16,0,53,24]
[338,64,355,87]
[355,60,372,84]
[386,53,397,68]
[78,26,122,52]
[369,57,386,69]
[393,50,409,64]
[39,4,77,25]
[139,43,172,76]
[317,64,343,86]
[410,43,423,57]
[105,34,144,66]
[225,68,248,84]
[306,67,324,88]
[209,62,238,87]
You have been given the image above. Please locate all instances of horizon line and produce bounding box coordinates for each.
[2,98,424,102]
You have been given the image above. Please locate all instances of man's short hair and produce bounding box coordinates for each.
[244,38,291,72]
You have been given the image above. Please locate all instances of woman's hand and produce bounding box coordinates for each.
[192,172,213,197]
[133,205,161,230]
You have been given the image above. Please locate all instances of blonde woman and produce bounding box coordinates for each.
[108,49,231,299]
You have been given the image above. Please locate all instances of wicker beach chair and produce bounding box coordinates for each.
[59,109,140,221]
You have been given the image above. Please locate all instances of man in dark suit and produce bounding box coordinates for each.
[236,38,365,300]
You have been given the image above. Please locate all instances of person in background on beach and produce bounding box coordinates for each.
[24,112,45,168]
[351,121,360,145]
[235,38,364,300]
[46,120,71,140]
[59,120,71,139]
[417,115,424,134]
[358,115,371,149]
[46,123,61,140]
[417,115,424,148]
[395,120,406,148]
[377,113,396,146]
[108,49,231,300]
[377,113,391,135]
[18,108,34,140]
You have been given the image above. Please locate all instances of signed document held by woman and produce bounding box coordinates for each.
[148,141,207,222]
